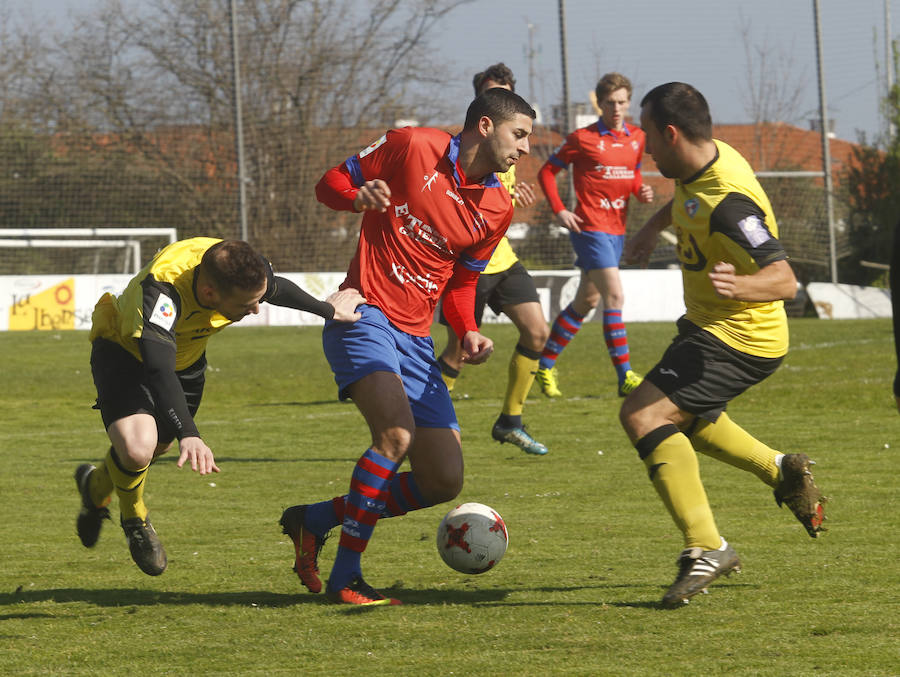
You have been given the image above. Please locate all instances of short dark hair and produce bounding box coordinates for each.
[640,82,713,143]
[473,63,516,96]
[200,240,267,295]
[463,87,535,132]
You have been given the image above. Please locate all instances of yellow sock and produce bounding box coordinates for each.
[689,412,780,488]
[437,356,458,392]
[637,426,721,550]
[89,450,114,507]
[105,447,149,521]
[502,346,540,417]
[441,372,456,391]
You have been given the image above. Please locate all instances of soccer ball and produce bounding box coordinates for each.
[436,502,508,574]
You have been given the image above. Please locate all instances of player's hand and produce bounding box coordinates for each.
[637,183,654,204]
[709,261,739,298]
[353,179,392,212]
[176,436,220,475]
[554,209,584,234]
[513,181,537,208]
[460,331,494,365]
[326,287,366,322]
[623,229,657,267]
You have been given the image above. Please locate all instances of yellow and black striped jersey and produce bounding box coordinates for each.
[672,140,789,358]
[484,165,520,275]
[89,237,236,370]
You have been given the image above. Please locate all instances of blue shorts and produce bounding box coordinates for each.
[322,304,458,430]
[570,230,624,271]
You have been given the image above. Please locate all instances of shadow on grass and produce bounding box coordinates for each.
[0,586,509,609]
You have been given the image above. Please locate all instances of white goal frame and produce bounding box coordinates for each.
[0,228,177,273]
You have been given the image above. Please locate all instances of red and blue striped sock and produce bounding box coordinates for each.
[326,448,399,592]
[301,472,431,537]
[539,303,585,370]
[603,309,632,380]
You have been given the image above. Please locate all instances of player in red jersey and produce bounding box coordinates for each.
[280,88,536,606]
[535,72,654,398]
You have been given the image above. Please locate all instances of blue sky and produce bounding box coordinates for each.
[25,0,900,142]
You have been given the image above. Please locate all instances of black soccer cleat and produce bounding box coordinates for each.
[74,463,110,548]
[121,516,167,576]
[661,539,742,608]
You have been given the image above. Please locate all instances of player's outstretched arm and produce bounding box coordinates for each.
[139,338,219,474]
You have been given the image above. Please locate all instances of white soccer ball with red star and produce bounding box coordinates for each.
[436,502,508,574]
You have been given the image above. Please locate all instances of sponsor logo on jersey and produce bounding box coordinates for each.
[394,202,452,255]
[597,140,606,151]
[738,214,771,247]
[390,262,439,294]
[421,170,439,192]
[445,189,464,206]
[358,134,387,159]
[678,232,708,272]
[684,198,700,218]
[597,197,627,211]
[594,164,635,180]
[149,293,176,331]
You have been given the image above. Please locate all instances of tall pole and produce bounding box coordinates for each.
[557,0,573,208]
[813,0,837,283]
[887,0,896,140]
[557,0,571,134]
[229,0,249,241]
[526,21,537,105]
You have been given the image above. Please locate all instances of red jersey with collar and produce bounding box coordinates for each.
[541,119,646,235]
[316,127,513,336]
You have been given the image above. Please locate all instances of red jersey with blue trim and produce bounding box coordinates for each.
[317,127,513,336]
[545,119,645,235]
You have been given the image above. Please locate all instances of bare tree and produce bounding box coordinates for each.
[9,0,472,269]
[737,11,810,169]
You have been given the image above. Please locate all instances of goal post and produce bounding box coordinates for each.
[0,228,177,275]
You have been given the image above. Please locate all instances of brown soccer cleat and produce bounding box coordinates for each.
[774,453,827,537]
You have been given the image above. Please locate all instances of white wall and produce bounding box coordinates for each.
[0,269,686,331]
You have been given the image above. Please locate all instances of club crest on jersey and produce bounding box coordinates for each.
[597,140,607,151]
[358,134,387,159]
[149,293,176,331]
[631,140,640,151]
[684,198,700,218]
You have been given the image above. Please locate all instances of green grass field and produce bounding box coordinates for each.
[1,319,897,676]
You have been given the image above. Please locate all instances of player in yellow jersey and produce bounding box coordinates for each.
[620,83,827,607]
[436,63,551,455]
[74,238,364,575]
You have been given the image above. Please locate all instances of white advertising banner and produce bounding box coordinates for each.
[0,269,686,331]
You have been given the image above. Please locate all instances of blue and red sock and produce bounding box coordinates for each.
[539,303,585,370]
[603,309,632,381]
[327,448,399,592]
[302,471,430,537]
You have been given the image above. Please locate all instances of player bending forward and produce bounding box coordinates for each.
[76,238,363,575]
[280,88,535,605]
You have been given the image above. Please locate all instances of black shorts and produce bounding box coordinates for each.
[90,338,206,445]
[644,317,783,422]
[439,261,540,327]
